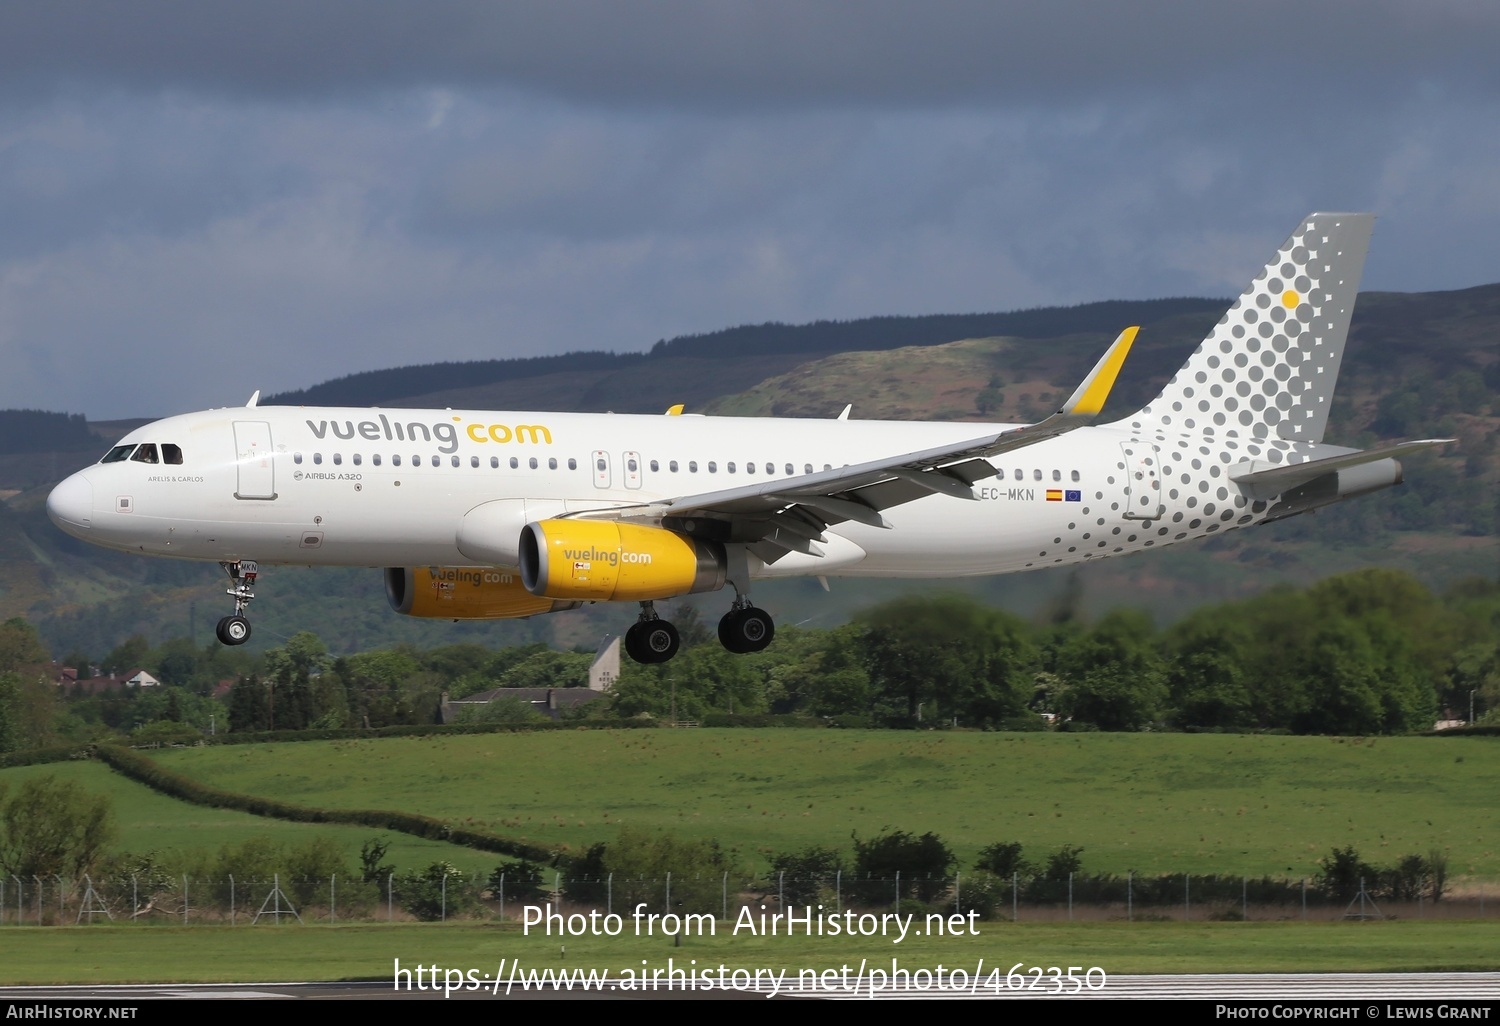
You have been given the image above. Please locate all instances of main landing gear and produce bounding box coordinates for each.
[718,599,775,655]
[620,549,777,664]
[620,599,777,664]
[625,602,681,664]
[215,559,258,646]
[717,545,774,655]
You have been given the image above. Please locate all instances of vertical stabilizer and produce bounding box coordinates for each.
[1130,213,1374,444]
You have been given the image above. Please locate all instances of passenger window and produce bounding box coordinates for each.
[568,458,577,470]
[1013,469,1022,480]
[450,456,459,468]
[293,453,303,465]
[529,457,538,470]
[1033,469,1042,481]
[312,453,322,466]
[100,444,135,463]
[373,454,382,466]
[353,454,362,466]
[431,455,440,467]
[596,458,606,472]
[767,463,774,475]
[510,457,519,469]
[490,456,499,469]
[785,463,793,475]
[393,455,402,466]
[162,444,183,465]
[333,454,342,466]
[650,460,659,472]
[688,461,698,473]
[823,464,832,472]
[708,461,718,473]
[727,462,736,473]
[805,464,813,474]
[627,457,638,472]
[745,462,754,475]
[548,458,557,470]
[670,460,679,472]
[130,444,159,464]
[470,456,479,468]
[1052,469,1061,482]
[1071,470,1080,482]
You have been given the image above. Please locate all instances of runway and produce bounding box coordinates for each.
[2,973,1498,1001]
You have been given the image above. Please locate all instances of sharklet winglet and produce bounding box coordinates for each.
[1063,326,1137,417]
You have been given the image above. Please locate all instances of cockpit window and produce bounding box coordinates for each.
[162,444,183,465]
[100,444,135,464]
[130,444,160,464]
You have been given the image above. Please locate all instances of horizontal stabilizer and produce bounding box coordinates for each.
[1230,439,1453,499]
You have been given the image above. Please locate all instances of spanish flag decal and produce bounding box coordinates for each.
[1046,489,1063,501]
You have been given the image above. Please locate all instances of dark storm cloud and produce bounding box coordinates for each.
[1,2,1497,418]
[2,0,1497,107]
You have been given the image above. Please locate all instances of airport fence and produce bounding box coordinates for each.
[0,871,1491,926]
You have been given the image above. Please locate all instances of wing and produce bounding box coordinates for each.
[590,327,1137,564]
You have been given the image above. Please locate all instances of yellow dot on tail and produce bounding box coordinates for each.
[1281,289,1300,308]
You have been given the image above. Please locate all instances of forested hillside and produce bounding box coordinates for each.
[0,285,1493,660]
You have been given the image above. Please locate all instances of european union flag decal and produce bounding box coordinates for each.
[1065,490,1081,502]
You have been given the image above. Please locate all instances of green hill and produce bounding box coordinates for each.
[1,286,1494,658]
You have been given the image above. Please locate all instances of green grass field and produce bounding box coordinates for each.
[136,730,1500,880]
[0,760,502,875]
[2,920,1498,985]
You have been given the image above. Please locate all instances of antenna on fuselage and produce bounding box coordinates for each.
[836,404,852,421]
[245,390,261,408]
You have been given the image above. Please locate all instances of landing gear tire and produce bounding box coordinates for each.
[216,615,251,646]
[718,606,774,654]
[625,620,680,664]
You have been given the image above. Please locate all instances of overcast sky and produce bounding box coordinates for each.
[2,1,1497,419]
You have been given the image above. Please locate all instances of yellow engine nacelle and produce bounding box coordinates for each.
[519,520,726,602]
[384,566,580,619]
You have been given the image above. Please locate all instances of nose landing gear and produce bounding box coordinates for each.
[215,560,258,646]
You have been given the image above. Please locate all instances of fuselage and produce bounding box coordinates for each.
[45,403,1347,580]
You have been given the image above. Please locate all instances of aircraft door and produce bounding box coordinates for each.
[592,450,611,489]
[233,421,277,500]
[1120,442,1163,520]
[622,450,643,489]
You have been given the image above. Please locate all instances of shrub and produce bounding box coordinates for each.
[851,830,954,903]
[768,845,844,906]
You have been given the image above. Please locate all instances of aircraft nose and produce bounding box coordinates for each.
[47,473,94,533]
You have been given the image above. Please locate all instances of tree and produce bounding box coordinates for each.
[103,635,150,676]
[1318,846,1377,902]
[851,830,954,903]
[1052,609,1167,730]
[0,619,55,753]
[228,675,269,732]
[859,595,1035,725]
[975,841,1032,879]
[603,827,732,914]
[768,846,844,906]
[398,862,474,921]
[0,775,115,880]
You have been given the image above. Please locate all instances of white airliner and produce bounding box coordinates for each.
[48,213,1449,664]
